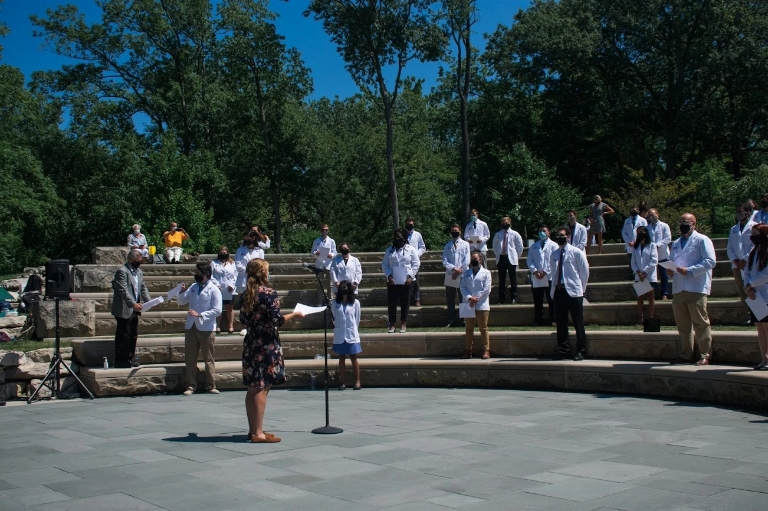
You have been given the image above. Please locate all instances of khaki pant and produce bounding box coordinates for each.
[185,324,216,390]
[672,291,712,360]
[165,246,183,262]
[465,310,490,352]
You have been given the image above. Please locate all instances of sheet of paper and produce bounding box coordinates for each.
[167,283,184,300]
[633,280,654,297]
[747,297,768,321]
[531,274,550,289]
[142,296,164,312]
[444,271,461,288]
[459,302,476,319]
[658,260,679,271]
[582,297,589,305]
[315,246,331,267]
[392,265,408,285]
[294,303,327,316]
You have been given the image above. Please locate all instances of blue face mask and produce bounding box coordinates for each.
[538,231,547,241]
[470,215,477,222]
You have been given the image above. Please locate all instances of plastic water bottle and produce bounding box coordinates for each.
[103,357,109,370]
[310,373,317,390]
[314,354,323,360]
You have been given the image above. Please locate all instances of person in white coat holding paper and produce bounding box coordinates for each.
[464,209,491,257]
[667,213,717,365]
[492,216,524,304]
[331,281,363,389]
[330,242,362,294]
[405,217,427,306]
[622,207,648,278]
[382,228,420,333]
[727,203,757,322]
[742,223,768,370]
[647,209,672,299]
[235,232,266,292]
[528,225,558,326]
[178,262,223,395]
[460,250,492,359]
[631,226,658,325]
[550,227,590,360]
[442,223,471,328]
[211,246,237,334]
[310,224,337,305]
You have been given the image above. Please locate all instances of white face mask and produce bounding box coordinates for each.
[134,229,140,235]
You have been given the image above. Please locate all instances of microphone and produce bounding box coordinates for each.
[302,262,324,274]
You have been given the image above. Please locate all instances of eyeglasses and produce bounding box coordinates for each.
[321,229,329,232]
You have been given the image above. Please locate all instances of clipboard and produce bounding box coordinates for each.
[392,266,408,285]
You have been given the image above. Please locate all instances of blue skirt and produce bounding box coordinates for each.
[333,341,362,355]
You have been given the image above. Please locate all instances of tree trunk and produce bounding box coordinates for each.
[384,101,400,230]
[459,18,471,226]
[271,173,282,253]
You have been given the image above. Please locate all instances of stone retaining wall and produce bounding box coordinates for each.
[0,348,73,400]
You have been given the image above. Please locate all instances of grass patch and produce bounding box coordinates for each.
[0,340,71,352]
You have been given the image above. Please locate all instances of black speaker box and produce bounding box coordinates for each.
[45,259,71,299]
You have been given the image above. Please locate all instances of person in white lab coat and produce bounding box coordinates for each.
[382,228,421,333]
[442,223,471,327]
[566,210,588,252]
[492,216,524,304]
[622,207,648,278]
[743,223,768,370]
[235,233,266,292]
[331,281,363,389]
[211,246,237,334]
[310,224,337,305]
[631,226,658,325]
[464,209,491,257]
[460,250,492,359]
[647,208,672,299]
[667,213,717,365]
[330,242,362,294]
[550,227,590,360]
[528,225,558,326]
[405,217,427,306]
[752,193,768,224]
[727,203,757,322]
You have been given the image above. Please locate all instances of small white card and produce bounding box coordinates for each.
[459,302,476,318]
[633,280,654,296]
[658,260,679,271]
[746,297,768,321]
[142,296,164,312]
[294,303,327,316]
[392,265,408,285]
[444,271,461,288]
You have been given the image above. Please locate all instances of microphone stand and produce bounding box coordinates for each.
[310,268,343,435]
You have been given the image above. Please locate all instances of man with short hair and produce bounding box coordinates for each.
[111,249,151,368]
[622,206,648,278]
[727,203,757,322]
[311,224,337,305]
[443,223,470,327]
[647,208,672,299]
[464,209,491,256]
[668,213,717,365]
[178,262,223,395]
[566,210,588,251]
[405,217,427,306]
[528,224,558,326]
[162,222,189,263]
[550,227,590,360]
[492,216,524,304]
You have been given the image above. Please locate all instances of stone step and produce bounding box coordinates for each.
[78,357,768,410]
[74,261,735,293]
[70,330,764,368]
[89,300,747,336]
[72,277,743,313]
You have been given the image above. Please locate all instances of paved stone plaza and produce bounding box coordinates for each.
[0,388,767,511]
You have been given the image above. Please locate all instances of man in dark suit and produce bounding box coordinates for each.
[112,249,151,368]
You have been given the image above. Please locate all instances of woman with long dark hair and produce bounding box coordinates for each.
[631,226,658,325]
[382,228,421,333]
[743,223,768,370]
[240,259,303,442]
[332,280,362,390]
[211,245,237,334]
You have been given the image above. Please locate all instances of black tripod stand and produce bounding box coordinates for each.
[27,297,95,403]
[309,269,342,435]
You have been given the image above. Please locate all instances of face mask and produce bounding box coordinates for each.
[406,224,414,231]
[630,211,638,217]
[470,259,479,267]
[194,274,203,283]
[679,223,691,235]
[171,226,177,231]
[502,224,510,230]
[567,217,575,225]
[470,215,477,222]
[218,253,228,261]
[131,261,141,269]
[451,231,461,239]
[648,215,658,223]
[340,248,350,255]
[761,201,768,209]
[394,238,406,248]
[555,236,567,246]
[134,229,140,235]
[751,234,766,245]
[737,211,747,221]
[538,231,547,241]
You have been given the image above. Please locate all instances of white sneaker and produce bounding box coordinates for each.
[387,326,396,333]
[399,325,407,333]
[239,329,247,336]
[207,388,220,394]
[182,388,194,396]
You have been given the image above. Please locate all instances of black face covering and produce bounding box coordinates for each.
[406,224,414,231]
[451,231,461,239]
[470,259,479,267]
[555,236,568,246]
[394,238,406,248]
[761,200,768,209]
[194,274,204,283]
[751,234,766,245]
[131,261,142,269]
[502,224,510,230]
[679,223,691,235]
[340,248,350,255]
[218,253,228,261]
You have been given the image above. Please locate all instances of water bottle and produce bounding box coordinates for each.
[103,357,109,370]
[314,354,323,360]
[310,373,317,390]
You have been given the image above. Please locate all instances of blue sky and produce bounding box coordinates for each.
[0,0,529,99]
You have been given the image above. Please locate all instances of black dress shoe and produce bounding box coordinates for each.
[553,353,567,360]
[573,352,585,361]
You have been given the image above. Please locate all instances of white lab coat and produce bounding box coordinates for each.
[382,245,420,282]
[177,280,223,331]
[568,223,588,251]
[460,266,492,311]
[310,236,337,270]
[621,216,648,253]
[744,257,768,304]
[211,259,237,300]
[550,244,590,299]
[668,231,717,295]
[528,238,558,287]
[330,255,363,293]
[407,230,427,257]
[492,228,524,265]
[235,245,265,291]
[647,221,672,261]
[331,300,361,344]
[442,238,471,272]
[631,243,659,283]
[726,220,757,269]
[464,219,491,252]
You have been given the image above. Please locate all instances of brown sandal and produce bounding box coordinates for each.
[248,433,280,443]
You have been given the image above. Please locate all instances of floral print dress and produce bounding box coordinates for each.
[240,286,287,388]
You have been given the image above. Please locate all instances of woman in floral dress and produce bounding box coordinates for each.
[240,258,303,443]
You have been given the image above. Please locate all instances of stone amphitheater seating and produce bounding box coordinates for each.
[59,239,768,408]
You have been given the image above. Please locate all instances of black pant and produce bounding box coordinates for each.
[410,272,421,304]
[497,255,518,303]
[532,282,555,325]
[554,287,586,354]
[114,314,139,365]
[388,284,410,324]
[445,285,463,324]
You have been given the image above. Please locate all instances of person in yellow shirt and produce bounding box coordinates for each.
[163,222,190,263]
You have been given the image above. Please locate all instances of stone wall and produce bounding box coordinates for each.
[0,348,73,400]
[33,300,96,339]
